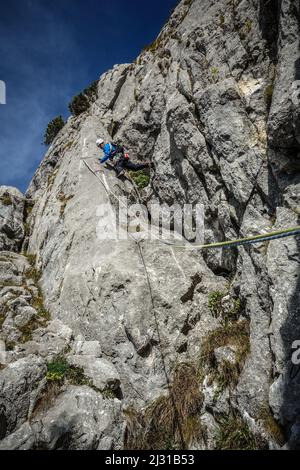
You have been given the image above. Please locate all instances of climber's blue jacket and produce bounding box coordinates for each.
[100,143,117,163]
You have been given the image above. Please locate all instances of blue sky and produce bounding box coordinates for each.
[0,0,178,193]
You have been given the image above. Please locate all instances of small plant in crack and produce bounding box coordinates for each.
[208,290,242,324]
[211,67,219,82]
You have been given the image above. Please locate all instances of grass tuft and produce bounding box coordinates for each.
[0,194,13,206]
[259,408,285,446]
[200,319,250,392]
[216,412,267,450]
[124,363,204,450]
[208,290,242,324]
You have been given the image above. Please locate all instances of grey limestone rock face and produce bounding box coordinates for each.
[0,0,300,450]
[0,356,46,438]
[0,187,25,252]
[0,386,123,450]
[66,355,121,392]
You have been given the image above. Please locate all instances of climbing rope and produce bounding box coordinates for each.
[162,226,300,250]
[83,158,300,251]
[82,157,187,448]
[82,156,299,449]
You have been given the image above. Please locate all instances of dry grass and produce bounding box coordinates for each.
[24,254,41,284]
[57,193,74,217]
[124,363,204,450]
[259,408,285,446]
[216,412,267,450]
[30,381,62,419]
[200,319,250,392]
[19,319,38,343]
[123,407,148,450]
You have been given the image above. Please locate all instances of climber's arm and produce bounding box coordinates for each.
[100,154,110,163]
[99,144,111,163]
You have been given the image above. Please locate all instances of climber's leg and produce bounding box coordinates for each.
[125,161,149,172]
[115,158,126,177]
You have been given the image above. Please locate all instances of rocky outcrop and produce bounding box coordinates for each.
[0,0,299,450]
[0,187,25,252]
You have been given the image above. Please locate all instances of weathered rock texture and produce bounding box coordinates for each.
[0,187,25,252]
[0,0,300,450]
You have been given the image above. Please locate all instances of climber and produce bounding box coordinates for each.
[96,138,150,177]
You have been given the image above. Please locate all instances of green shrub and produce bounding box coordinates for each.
[46,357,92,387]
[69,80,98,116]
[83,80,98,100]
[46,357,69,382]
[69,93,89,116]
[128,170,150,189]
[44,116,65,146]
[0,193,13,206]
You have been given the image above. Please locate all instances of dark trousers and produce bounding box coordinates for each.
[115,158,148,175]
